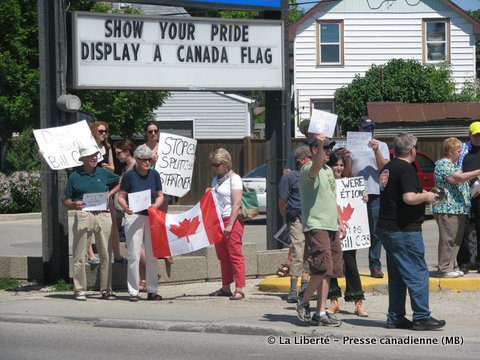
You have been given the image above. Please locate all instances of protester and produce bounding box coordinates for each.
[278,144,311,303]
[433,137,480,278]
[208,148,246,300]
[297,134,346,327]
[144,121,160,164]
[456,121,480,274]
[117,144,165,302]
[343,117,390,278]
[377,132,445,331]
[90,121,115,172]
[63,145,120,301]
[326,149,368,317]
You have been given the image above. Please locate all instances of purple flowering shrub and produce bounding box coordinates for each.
[0,172,41,213]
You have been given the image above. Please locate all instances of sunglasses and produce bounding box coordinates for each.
[137,157,153,162]
[147,129,159,134]
[97,129,107,134]
[210,163,223,168]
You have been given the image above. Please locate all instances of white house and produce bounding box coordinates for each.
[290,0,480,136]
[154,91,255,139]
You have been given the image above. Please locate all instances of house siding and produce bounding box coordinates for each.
[154,92,251,139]
[294,0,477,125]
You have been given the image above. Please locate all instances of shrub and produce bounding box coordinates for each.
[0,173,12,213]
[6,128,41,173]
[8,171,41,213]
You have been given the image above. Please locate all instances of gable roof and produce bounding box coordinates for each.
[289,0,480,39]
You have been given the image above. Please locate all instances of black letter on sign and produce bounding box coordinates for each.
[81,42,89,60]
[154,45,162,62]
[105,19,113,37]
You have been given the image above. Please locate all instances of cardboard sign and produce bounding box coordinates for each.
[308,109,337,137]
[336,177,370,251]
[82,192,108,211]
[347,131,373,154]
[33,120,98,170]
[128,189,151,213]
[155,133,197,197]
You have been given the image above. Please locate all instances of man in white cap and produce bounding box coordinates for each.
[64,144,120,301]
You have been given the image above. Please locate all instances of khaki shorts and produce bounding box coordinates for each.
[289,218,310,277]
[304,229,343,277]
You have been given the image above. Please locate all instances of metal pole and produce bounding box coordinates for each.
[38,0,69,283]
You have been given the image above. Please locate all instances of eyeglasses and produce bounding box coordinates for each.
[97,129,107,134]
[210,163,223,168]
[323,145,334,150]
[147,129,158,134]
[362,125,375,132]
[137,157,153,162]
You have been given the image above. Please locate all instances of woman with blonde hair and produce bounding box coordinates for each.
[209,148,246,300]
[433,137,480,278]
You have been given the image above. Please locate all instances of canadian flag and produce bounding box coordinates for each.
[148,189,225,258]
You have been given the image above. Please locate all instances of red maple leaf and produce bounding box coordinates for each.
[169,216,201,243]
[337,203,355,223]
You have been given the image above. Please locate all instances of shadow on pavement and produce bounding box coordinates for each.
[341,318,386,328]
[262,313,300,326]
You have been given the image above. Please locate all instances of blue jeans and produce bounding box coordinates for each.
[379,228,431,322]
[367,195,382,270]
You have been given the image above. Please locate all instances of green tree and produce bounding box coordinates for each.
[334,59,464,131]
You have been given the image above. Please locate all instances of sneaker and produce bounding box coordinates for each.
[412,317,446,331]
[385,317,413,329]
[370,268,384,278]
[87,257,100,265]
[311,312,342,327]
[147,293,163,301]
[455,270,464,277]
[101,292,117,300]
[438,271,460,278]
[286,289,299,303]
[296,300,311,324]
[327,298,340,314]
[75,293,87,301]
[354,300,368,317]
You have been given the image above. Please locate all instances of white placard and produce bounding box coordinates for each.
[336,177,370,251]
[72,12,284,90]
[33,120,98,170]
[82,192,108,211]
[347,131,373,154]
[155,133,197,197]
[128,189,151,213]
[308,109,337,137]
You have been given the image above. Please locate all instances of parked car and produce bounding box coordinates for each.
[242,164,266,213]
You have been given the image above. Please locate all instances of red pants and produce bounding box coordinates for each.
[214,217,246,288]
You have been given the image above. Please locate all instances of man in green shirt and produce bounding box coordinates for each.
[297,133,346,327]
[64,145,120,301]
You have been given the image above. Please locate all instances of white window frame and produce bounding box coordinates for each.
[422,18,451,64]
[316,20,344,66]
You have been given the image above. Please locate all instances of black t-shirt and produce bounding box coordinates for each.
[462,145,480,186]
[378,158,425,232]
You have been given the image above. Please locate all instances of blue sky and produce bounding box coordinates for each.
[298,0,480,11]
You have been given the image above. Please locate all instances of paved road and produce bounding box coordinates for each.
[0,214,440,271]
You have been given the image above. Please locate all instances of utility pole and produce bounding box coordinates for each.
[38,0,69,283]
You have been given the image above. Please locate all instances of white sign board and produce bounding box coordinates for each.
[308,109,337,137]
[336,177,370,251]
[82,192,108,212]
[347,132,373,155]
[33,120,98,170]
[155,133,197,197]
[71,12,284,90]
[128,189,151,213]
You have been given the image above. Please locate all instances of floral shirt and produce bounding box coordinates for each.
[432,158,470,215]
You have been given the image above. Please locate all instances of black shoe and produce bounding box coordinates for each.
[459,265,469,275]
[101,292,117,300]
[385,317,413,329]
[147,293,163,301]
[370,268,384,278]
[412,317,446,331]
[286,290,299,303]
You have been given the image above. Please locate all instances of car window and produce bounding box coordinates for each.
[417,153,435,173]
[244,164,266,178]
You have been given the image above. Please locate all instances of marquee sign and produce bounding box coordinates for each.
[70,12,284,90]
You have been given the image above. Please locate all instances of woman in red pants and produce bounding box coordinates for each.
[208,148,246,300]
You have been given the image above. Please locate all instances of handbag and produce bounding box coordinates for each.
[238,187,259,221]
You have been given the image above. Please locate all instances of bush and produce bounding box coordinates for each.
[6,128,41,173]
[0,171,41,213]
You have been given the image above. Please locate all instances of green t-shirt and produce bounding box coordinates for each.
[299,161,338,232]
[64,167,120,201]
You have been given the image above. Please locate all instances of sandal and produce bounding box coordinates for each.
[209,288,233,297]
[276,263,290,277]
[229,290,245,301]
[139,280,147,293]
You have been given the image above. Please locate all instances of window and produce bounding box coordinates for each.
[423,19,450,63]
[311,99,335,113]
[316,20,344,65]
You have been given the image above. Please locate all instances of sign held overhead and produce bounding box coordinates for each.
[71,12,284,90]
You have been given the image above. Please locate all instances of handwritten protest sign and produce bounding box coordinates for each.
[347,131,373,155]
[155,133,197,197]
[82,192,108,211]
[308,109,337,137]
[336,177,370,251]
[128,189,151,213]
[33,120,98,170]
